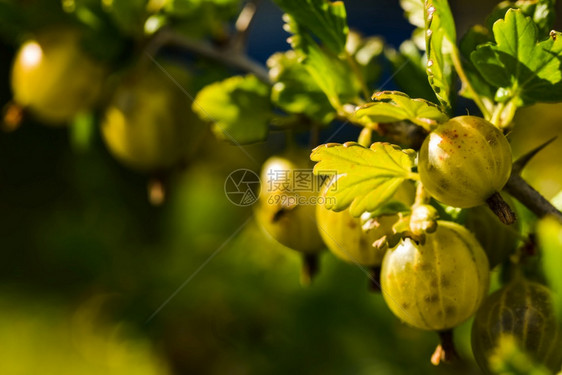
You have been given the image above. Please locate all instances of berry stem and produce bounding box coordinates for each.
[300,254,320,286]
[431,330,459,365]
[148,177,167,206]
[486,192,516,225]
[358,127,373,148]
[2,102,24,132]
[367,267,381,293]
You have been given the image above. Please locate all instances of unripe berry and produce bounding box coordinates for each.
[381,221,489,331]
[419,116,512,208]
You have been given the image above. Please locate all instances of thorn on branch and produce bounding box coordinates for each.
[511,137,557,176]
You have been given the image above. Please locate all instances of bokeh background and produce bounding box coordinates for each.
[1,1,562,374]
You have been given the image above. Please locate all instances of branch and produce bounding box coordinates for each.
[504,174,562,223]
[144,28,270,84]
[503,138,562,223]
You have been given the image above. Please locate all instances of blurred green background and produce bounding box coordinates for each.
[0,0,561,374]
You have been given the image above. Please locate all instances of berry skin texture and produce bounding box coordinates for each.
[381,221,489,331]
[316,181,414,267]
[418,116,512,208]
[472,278,562,374]
[101,65,204,172]
[255,153,325,254]
[11,29,105,124]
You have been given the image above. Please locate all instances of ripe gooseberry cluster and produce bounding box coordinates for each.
[255,115,561,370]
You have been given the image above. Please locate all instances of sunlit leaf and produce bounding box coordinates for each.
[354,91,448,131]
[193,75,272,144]
[310,142,417,217]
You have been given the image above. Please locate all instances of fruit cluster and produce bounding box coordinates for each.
[255,116,561,371]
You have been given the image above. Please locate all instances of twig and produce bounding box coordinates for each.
[143,28,270,83]
[230,0,262,53]
[504,174,562,223]
[503,138,562,223]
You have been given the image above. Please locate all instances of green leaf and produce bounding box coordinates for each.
[537,217,562,322]
[384,40,438,102]
[472,9,562,106]
[310,142,417,217]
[193,75,272,144]
[267,50,335,124]
[354,91,448,131]
[487,0,556,38]
[283,15,361,111]
[424,0,456,112]
[273,0,348,55]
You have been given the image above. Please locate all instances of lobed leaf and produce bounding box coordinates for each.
[310,142,417,217]
[486,0,556,38]
[354,91,448,131]
[273,0,348,55]
[267,51,335,124]
[282,14,361,112]
[193,75,272,144]
[472,9,562,106]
